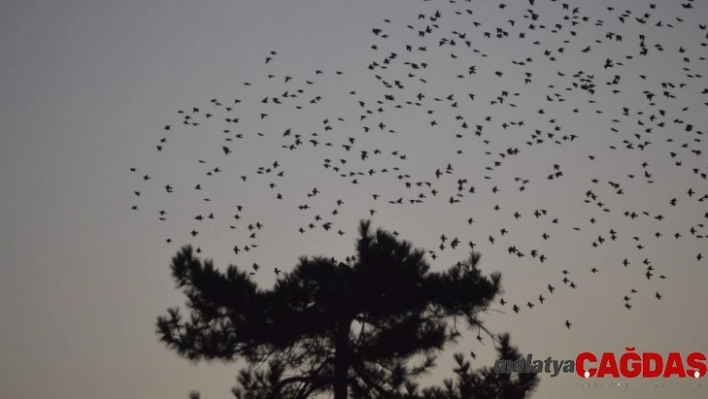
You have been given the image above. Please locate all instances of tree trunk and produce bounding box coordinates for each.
[333,262,352,399]
[333,309,350,399]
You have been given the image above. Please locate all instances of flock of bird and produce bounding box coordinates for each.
[128,0,707,334]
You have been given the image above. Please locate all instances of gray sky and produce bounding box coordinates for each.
[1,0,707,398]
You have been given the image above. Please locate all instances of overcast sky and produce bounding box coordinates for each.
[1,0,707,398]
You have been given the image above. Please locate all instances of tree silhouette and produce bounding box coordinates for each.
[224,332,538,399]
[413,333,539,399]
[157,220,537,398]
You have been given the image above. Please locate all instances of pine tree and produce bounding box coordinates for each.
[157,220,536,398]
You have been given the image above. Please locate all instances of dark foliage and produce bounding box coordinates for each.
[157,220,537,398]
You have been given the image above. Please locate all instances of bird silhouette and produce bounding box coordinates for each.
[127,0,704,336]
